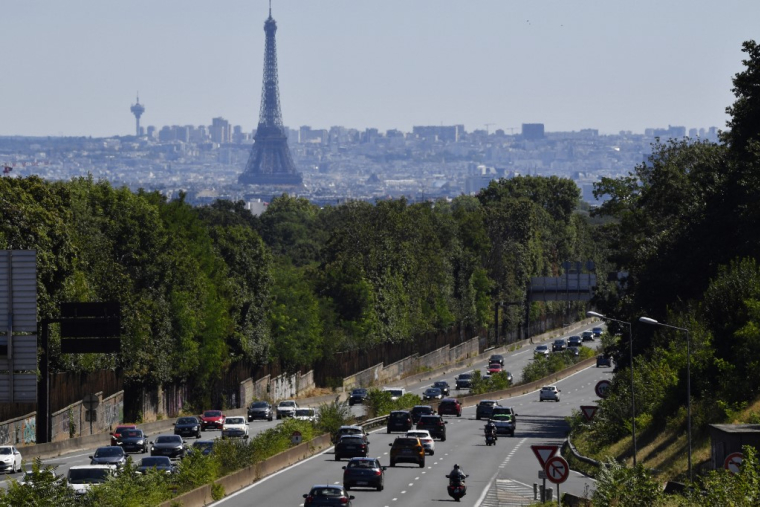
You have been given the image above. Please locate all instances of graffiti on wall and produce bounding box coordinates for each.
[0,424,9,445]
[22,417,35,444]
[103,401,122,428]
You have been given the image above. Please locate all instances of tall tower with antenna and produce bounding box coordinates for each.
[239,1,302,186]
[130,94,145,137]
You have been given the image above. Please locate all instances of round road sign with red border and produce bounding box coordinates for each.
[595,380,612,398]
[724,452,744,474]
[544,456,570,484]
[291,431,302,445]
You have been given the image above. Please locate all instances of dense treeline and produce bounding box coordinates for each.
[0,170,595,401]
[582,40,760,482]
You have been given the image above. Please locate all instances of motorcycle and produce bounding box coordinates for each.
[445,473,469,502]
[485,432,496,446]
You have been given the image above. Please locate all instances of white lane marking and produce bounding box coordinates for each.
[401,490,407,494]
[474,468,501,507]
[44,452,92,462]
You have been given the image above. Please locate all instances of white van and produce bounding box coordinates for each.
[382,387,406,401]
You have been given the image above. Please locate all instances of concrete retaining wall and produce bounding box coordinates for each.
[343,363,383,391]
[48,391,124,443]
[379,354,419,383]
[418,346,450,371]
[449,337,479,363]
[159,434,333,507]
[0,412,36,446]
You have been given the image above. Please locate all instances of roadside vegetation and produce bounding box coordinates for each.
[521,346,596,384]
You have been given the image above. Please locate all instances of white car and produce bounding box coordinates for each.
[406,430,436,455]
[539,386,561,402]
[66,465,114,496]
[0,446,22,474]
[294,408,317,422]
[534,345,550,357]
[222,416,249,439]
[276,400,298,419]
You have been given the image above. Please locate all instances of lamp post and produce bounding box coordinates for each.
[639,316,691,481]
[587,311,637,467]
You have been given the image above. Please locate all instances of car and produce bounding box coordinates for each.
[348,388,368,406]
[222,416,249,439]
[174,416,202,438]
[582,331,595,342]
[389,436,425,468]
[406,429,435,455]
[200,410,225,431]
[416,414,447,441]
[294,407,317,422]
[387,410,413,433]
[534,345,550,357]
[18,466,60,488]
[150,435,186,459]
[552,338,567,352]
[455,372,473,389]
[592,327,604,338]
[110,424,137,446]
[334,434,370,461]
[0,446,22,474]
[334,425,367,444]
[342,457,386,491]
[410,405,435,424]
[276,400,298,419]
[566,346,581,357]
[432,381,450,396]
[137,456,175,474]
[491,406,517,434]
[567,335,582,347]
[539,386,561,402]
[303,485,355,506]
[597,355,613,367]
[247,401,273,421]
[89,446,127,468]
[116,428,149,453]
[487,362,503,374]
[422,387,443,400]
[190,439,215,456]
[437,398,462,417]
[504,371,514,384]
[382,387,405,400]
[476,400,499,420]
[67,465,114,496]
[489,354,505,366]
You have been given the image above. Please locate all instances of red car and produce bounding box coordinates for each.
[200,410,225,431]
[487,362,503,374]
[110,424,137,446]
[437,398,462,417]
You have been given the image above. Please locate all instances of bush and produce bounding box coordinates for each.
[687,445,760,507]
[592,459,663,507]
[364,389,421,418]
[317,396,353,439]
[470,370,512,395]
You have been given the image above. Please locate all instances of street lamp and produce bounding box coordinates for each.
[587,311,637,467]
[639,316,691,482]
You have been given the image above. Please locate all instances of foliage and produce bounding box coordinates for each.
[469,369,512,394]
[592,459,663,507]
[364,389,422,418]
[687,445,760,507]
[316,397,354,438]
[0,459,78,507]
[521,348,593,384]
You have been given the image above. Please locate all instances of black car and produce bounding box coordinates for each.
[117,429,148,453]
[387,410,413,433]
[335,435,370,461]
[89,446,127,467]
[348,388,368,406]
[410,405,435,424]
[422,387,442,401]
[597,355,613,367]
[582,331,596,342]
[247,401,273,421]
[489,354,504,366]
[552,338,567,352]
[567,335,582,347]
[416,415,447,441]
[303,485,354,506]
[150,435,186,459]
[137,456,175,474]
[592,327,603,338]
[174,416,202,438]
[455,373,473,390]
[476,400,499,420]
[343,457,386,491]
[190,439,215,456]
[432,381,450,396]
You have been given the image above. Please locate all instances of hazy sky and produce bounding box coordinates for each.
[3,1,758,137]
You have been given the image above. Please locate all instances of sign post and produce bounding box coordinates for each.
[724,452,744,474]
[595,380,612,399]
[544,455,569,506]
[580,405,598,422]
[83,394,99,435]
[532,445,559,502]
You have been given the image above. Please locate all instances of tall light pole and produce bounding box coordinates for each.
[639,316,691,481]
[587,311,637,466]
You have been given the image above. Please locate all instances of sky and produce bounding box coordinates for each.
[3,1,759,138]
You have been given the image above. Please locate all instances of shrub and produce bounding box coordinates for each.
[592,459,663,507]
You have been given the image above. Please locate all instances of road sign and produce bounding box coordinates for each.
[531,445,559,469]
[83,393,100,411]
[544,456,570,484]
[580,405,598,421]
[595,380,612,398]
[724,452,744,474]
[291,431,302,445]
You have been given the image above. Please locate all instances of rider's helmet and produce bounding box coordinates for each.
[453,464,460,470]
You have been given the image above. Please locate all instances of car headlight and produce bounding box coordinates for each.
[192,426,198,430]
[151,447,155,451]
[137,440,144,445]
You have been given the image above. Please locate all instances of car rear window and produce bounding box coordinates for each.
[390,412,409,419]
[394,438,418,446]
[459,373,472,379]
[492,407,512,415]
[419,415,440,423]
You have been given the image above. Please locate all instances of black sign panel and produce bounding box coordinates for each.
[60,301,120,318]
[60,318,120,338]
[60,338,120,354]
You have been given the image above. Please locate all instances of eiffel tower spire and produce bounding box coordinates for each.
[239,3,302,186]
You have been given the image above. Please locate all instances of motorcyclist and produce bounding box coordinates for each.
[449,464,466,484]
[485,419,497,439]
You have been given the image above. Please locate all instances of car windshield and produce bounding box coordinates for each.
[387,390,402,397]
[94,447,123,457]
[434,382,447,387]
[251,402,268,408]
[536,346,547,351]
[204,411,222,417]
[280,401,296,407]
[139,457,170,467]
[122,430,142,438]
[425,388,440,394]
[68,469,110,484]
[177,418,197,424]
[226,417,245,424]
[0,448,12,455]
[156,436,181,444]
[352,389,367,395]
[295,409,313,416]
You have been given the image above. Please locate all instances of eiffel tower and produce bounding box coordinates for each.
[239,2,302,186]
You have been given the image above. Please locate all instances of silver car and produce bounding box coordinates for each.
[539,386,561,402]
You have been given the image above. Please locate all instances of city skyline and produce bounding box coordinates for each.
[3,0,758,138]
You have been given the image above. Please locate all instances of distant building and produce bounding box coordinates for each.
[412,125,461,142]
[522,123,545,140]
[210,117,231,144]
